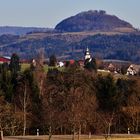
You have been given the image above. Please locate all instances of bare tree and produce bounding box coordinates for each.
[0,96,22,136]
[23,83,27,136]
[34,48,46,96]
[13,72,33,136]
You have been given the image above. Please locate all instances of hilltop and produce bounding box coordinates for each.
[0,10,140,64]
[55,10,136,32]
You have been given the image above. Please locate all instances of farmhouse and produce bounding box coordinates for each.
[126,64,140,75]
[0,56,11,64]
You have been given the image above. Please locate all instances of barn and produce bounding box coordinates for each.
[0,56,11,64]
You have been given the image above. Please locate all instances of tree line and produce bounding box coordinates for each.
[0,54,140,137]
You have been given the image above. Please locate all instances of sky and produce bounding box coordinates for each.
[0,0,140,28]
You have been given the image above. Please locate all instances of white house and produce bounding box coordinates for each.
[126,64,140,75]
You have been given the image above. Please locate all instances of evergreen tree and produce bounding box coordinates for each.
[96,74,117,112]
[9,53,20,76]
[0,63,13,102]
[49,55,57,67]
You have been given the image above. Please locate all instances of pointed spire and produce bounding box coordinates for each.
[86,47,89,52]
[85,47,91,60]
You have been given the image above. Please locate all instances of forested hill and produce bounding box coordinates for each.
[0,34,19,45]
[0,10,136,35]
[70,34,140,63]
[55,10,135,32]
[0,33,140,64]
[0,10,140,63]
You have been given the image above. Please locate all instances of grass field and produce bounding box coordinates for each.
[21,63,30,72]
[4,134,140,140]
[21,63,64,73]
[20,63,128,80]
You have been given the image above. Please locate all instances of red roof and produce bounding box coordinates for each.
[0,57,10,63]
[69,60,75,64]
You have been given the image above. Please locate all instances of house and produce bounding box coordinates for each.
[0,56,11,64]
[126,64,140,75]
[57,61,64,67]
[108,63,116,72]
[78,60,84,67]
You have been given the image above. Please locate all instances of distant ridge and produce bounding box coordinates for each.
[55,10,135,32]
[0,26,53,35]
[0,10,140,63]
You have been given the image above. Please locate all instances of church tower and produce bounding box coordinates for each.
[85,47,91,60]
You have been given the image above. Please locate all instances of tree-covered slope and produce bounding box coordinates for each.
[0,33,140,64]
[55,10,135,32]
[69,34,140,63]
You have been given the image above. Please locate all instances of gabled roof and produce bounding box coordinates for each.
[0,56,11,63]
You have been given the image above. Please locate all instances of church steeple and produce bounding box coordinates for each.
[85,47,91,60]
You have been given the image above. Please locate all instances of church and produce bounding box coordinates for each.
[85,47,91,60]
[84,47,97,71]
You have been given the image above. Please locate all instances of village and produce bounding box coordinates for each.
[0,47,140,76]
[0,48,140,139]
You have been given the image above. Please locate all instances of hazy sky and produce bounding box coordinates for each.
[0,0,139,28]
